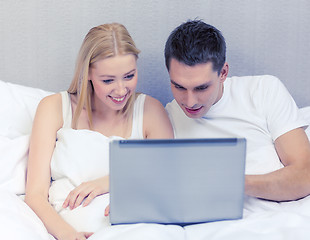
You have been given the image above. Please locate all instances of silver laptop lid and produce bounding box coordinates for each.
[109,138,246,225]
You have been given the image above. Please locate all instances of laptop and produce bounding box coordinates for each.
[109,138,246,225]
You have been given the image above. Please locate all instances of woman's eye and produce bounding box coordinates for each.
[125,74,135,80]
[102,79,113,84]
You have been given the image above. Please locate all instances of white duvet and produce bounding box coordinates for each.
[1,80,310,239]
[2,191,310,240]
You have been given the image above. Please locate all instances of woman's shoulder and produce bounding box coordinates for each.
[142,94,164,110]
[40,92,62,104]
[37,92,63,112]
[142,94,168,122]
[35,92,64,127]
[141,94,174,139]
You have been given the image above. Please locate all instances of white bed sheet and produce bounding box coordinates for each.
[1,79,310,239]
[3,193,310,240]
[1,191,51,240]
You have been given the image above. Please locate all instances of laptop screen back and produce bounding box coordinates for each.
[109,138,246,225]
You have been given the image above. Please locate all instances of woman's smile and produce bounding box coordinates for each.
[109,92,128,104]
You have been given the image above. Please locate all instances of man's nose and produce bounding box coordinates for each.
[185,91,197,108]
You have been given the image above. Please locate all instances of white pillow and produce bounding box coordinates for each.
[0,80,53,138]
[0,135,30,195]
[0,80,54,195]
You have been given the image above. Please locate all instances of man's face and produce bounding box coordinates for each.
[169,58,228,119]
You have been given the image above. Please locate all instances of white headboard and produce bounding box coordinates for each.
[0,0,309,107]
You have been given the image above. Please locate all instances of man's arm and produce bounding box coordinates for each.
[245,127,310,201]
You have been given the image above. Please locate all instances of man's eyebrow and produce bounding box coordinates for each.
[171,79,210,90]
[194,83,209,89]
[170,80,185,88]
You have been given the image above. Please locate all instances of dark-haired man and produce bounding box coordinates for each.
[165,20,310,201]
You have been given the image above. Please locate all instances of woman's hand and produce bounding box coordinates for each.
[63,176,109,209]
[59,231,93,240]
[104,204,110,216]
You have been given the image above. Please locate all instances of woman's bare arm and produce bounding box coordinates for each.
[25,94,92,240]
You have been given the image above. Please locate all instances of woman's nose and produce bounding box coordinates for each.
[115,81,127,96]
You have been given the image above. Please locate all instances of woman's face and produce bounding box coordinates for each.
[89,54,138,113]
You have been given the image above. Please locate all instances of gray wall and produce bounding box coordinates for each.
[0,0,309,107]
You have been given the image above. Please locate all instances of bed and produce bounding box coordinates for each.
[1,79,310,240]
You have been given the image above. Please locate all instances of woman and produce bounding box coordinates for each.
[25,23,173,240]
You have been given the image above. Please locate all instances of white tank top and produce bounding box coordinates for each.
[49,92,146,220]
[60,91,145,138]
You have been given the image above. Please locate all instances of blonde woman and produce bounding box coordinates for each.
[25,23,173,240]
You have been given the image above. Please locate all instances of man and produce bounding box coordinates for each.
[165,20,310,201]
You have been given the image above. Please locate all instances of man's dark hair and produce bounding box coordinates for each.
[164,20,226,75]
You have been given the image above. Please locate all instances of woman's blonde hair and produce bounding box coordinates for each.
[68,23,140,129]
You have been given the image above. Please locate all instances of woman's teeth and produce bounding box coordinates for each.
[111,95,125,102]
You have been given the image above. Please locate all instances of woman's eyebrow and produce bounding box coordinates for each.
[98,69,136,78]
[123,69,136,76]
[99,74,115,78]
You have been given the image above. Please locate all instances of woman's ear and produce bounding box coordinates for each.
[88,66,93,81]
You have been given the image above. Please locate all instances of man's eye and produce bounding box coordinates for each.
[125,74,135,80]
[195,86,208,91]
[174,85,185,90]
